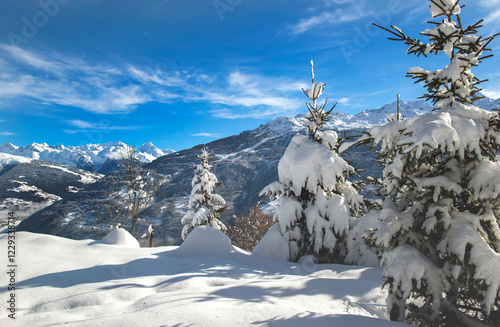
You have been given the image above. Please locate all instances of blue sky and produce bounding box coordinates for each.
[0,0,499,151]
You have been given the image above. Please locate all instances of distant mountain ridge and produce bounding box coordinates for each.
[0,141,174,174]
[256,96,499,135]
[256,99,435,135]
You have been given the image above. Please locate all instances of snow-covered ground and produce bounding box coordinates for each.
[1,227,408,326]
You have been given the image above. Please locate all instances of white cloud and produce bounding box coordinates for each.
[0,45,157,113]
[65,119,142,131]
[0,132,15,136]
[289,1,367,35]
[127,66,185,87]
[323,0,353,4]
[196,71,304,118]
[478,0,500,6]
[0,44,62,72]
[485,10,500,25]
[291,11,361,35]
[190,133,223,138]
[478,0,500,26]
[67,120,95,129]
[62,129,79,134]
[0,44,306,120]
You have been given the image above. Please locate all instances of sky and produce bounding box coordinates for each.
[0,0,499,151]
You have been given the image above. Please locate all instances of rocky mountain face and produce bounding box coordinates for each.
[0,141,173,174]
[15,97,500,245]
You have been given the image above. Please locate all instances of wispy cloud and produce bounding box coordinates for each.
[0,132,15,136]
[198,71,305,119]
[127,66,186,87]
[190,133,224,138]
[0,44,306,120]
[0,44,153,114]
[0,44,62,72]
[64,119,142,133]
[289,0,367,35]
[478,0,500,27]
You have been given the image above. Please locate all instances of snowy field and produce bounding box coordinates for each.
[1,227,408,326]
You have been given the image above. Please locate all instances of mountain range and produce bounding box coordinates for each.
[0,141,174,174]
[11,97,500,244]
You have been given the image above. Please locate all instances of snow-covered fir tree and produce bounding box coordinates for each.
[354,1,500,325]
[260,61,364,263]
[181,147,227,239]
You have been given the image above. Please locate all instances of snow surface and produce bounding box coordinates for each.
[0,228,409,326]
[253,223,290,261]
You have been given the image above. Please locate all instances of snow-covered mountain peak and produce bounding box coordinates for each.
[255,116,305,135]
[0,142,19,151]
[137,142,169,163]
[104,140,127,148]
[0,141,174,173]
[138,142,164,156]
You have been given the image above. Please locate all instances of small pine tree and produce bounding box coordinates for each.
[360,1,500,325]
[181,147,227,239]
[260,61,363,263]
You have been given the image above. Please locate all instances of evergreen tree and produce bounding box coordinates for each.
[181,147,227,239]
[375,0,498,108]
[260,61,363,263]
[353,1,500,325]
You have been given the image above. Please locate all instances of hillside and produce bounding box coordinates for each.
[0,160,103,229]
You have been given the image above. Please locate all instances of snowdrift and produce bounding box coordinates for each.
[0,228,409,326]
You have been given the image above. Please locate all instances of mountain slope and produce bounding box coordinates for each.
[0,161,103,228]
[0,152,33,174]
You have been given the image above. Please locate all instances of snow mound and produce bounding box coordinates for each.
[176,226,236,258]
[91,228,140,248]
[253,223,290,261]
